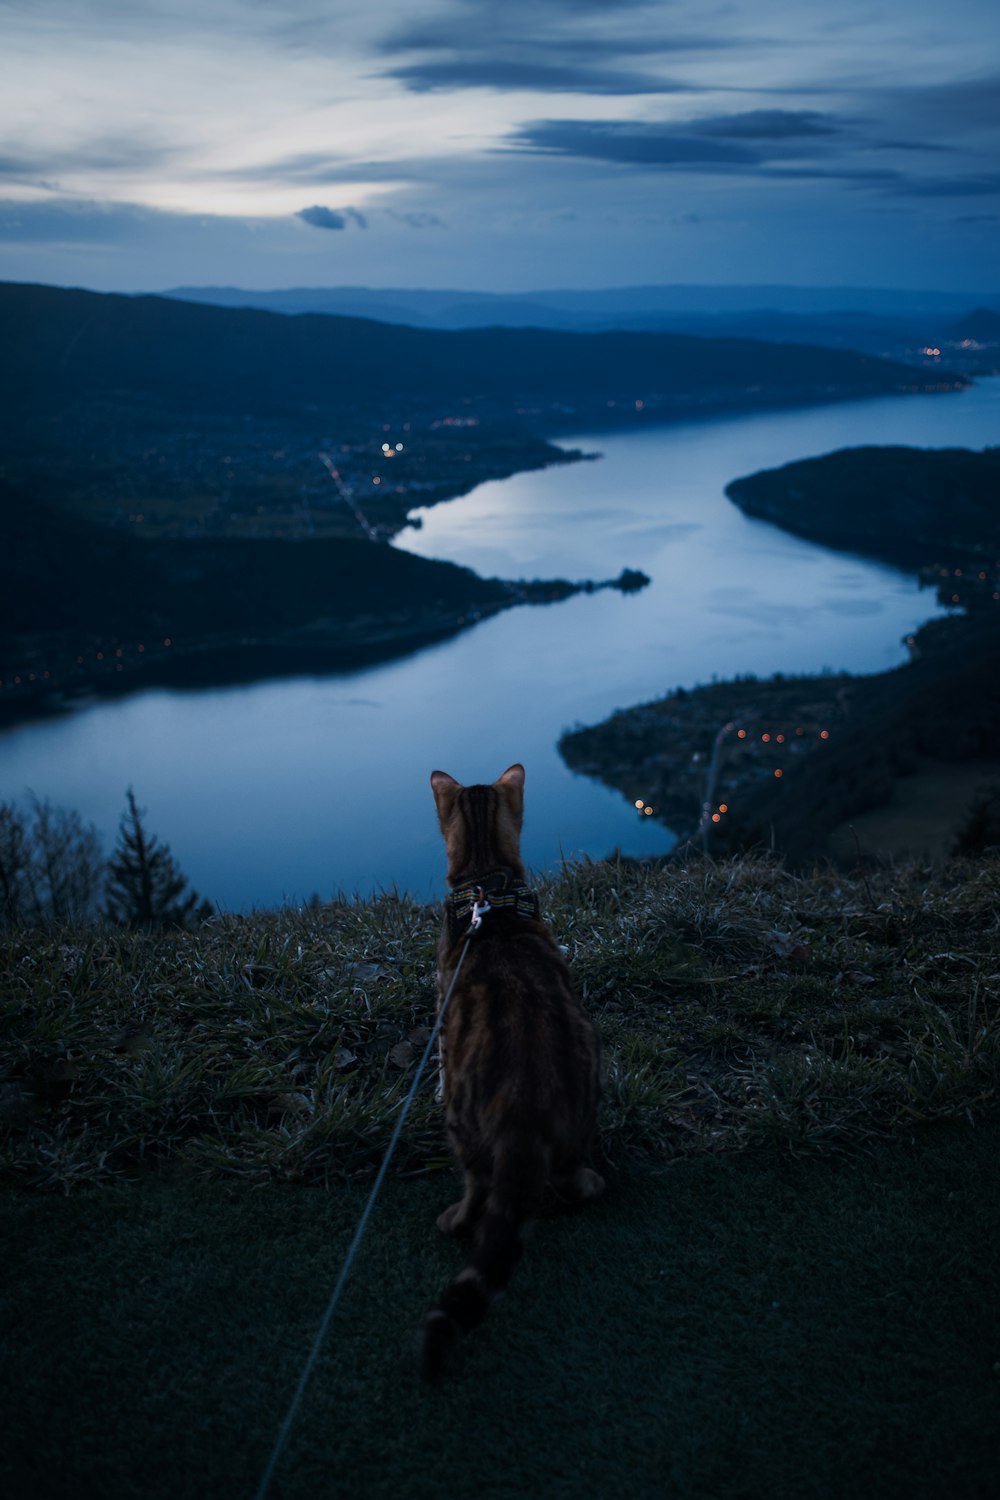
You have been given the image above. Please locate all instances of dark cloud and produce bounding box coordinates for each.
[377,0,733,96]
[867,139,955,153]
[297,204,346,229]
[510,119,760,166]
[383,17,692,57]
[385,58,691,95]
[507,111,855,171]
[695,110,839,140]
[505,108,985,196]
[296,204,367,229]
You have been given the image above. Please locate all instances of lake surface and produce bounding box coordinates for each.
[3,378,998,909]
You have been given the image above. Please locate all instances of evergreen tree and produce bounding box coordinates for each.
[105,790,211,929]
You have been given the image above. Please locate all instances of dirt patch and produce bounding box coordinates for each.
[827,757,1000,861]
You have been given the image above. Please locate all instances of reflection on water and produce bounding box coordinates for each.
[2,380,998,908]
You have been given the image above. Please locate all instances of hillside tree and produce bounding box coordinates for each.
[105,790,211,930]
[0,796,103,927]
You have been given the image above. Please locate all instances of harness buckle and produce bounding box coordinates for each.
[470,887,491,930]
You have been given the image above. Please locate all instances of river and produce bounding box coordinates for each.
[3,378,998,908]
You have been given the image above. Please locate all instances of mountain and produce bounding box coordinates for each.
[951,307,1000,342]
[163,282,1000,329]
[724,446,1000,569]
[1,282,956,423]
[160,283,1000,372]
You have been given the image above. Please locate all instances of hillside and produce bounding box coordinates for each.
[3,853,998,1498]
[724,444,1000,568]
[561,611,1000,865]
[0,494,526,702]
[3,852,998,1189]
[1,282,959,421]
[164,282,999,373]
[951,306,1000,341]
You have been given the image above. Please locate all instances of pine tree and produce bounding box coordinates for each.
[105,790,211,930]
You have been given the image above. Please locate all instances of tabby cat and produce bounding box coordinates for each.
[420,762,604,1380]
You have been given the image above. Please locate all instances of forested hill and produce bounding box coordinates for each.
[0,282,957,418]
[725,445,1000,568]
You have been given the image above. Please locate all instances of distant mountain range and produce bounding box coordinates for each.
[162,282,1000,328]
[155,282,1000,372]
[1,281,958,422]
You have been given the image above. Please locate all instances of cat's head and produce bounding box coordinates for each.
[430,763,526,885]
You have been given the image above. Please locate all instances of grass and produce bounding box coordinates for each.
[3,853,999,1189]
[2,1117,998,1500]
[3,854,999,1498]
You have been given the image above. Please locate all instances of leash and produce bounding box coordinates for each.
[252,906,486,1500]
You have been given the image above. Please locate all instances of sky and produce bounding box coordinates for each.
[1,0,999,294]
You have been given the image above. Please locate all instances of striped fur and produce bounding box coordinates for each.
[421,762,604,1381]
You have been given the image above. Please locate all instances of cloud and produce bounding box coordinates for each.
[296,204,367,229]
[0,135,179,188]
[509,119,761,167]
[377,0,732,96]
[695,110,839,140]
[504,108,992,196]
[507,110,858,172]
[385,58,691,95]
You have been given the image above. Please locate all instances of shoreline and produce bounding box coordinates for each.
[0,569,648,728]
[560,612,1000,865]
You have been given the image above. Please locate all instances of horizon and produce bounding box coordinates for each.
[7,277,1000,308]
[2,1,999,294]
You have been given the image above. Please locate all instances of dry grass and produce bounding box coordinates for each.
[3,853,999,1190]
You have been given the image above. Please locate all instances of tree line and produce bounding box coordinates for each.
[0,790,211,930]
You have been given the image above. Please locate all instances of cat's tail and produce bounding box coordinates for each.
[419,1137,544,1382]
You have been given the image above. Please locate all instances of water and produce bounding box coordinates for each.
[3,379,998,908]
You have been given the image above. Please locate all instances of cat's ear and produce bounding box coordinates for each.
[431,769,462,824]
[496,763,525,816]
[496,763,525,792]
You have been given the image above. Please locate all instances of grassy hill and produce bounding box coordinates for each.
[2,855,998,1498]
[3,852,998,1190]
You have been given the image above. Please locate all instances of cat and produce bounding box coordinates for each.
[420,761,604,1380]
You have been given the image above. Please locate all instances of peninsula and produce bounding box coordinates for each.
[562,443,1000,863]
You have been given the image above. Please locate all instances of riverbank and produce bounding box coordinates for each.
[560,611,1000,864]
[725,443,1000,571]
[0,516,648,724]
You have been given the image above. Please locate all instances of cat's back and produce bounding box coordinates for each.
[443,915,599,1129]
